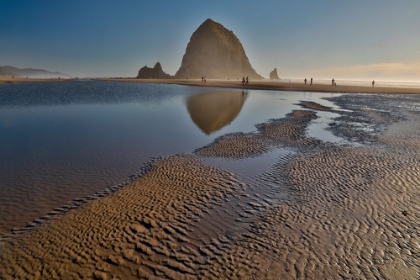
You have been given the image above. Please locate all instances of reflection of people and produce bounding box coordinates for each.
[310,78,313,85]
[304,78,307,85]
[372,80,375,87]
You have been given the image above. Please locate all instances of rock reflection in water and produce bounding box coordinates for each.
[186,91,248,135]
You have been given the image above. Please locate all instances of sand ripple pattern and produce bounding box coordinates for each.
[0,155,249,279]
[234,144,420,279]
[195,110,319,158]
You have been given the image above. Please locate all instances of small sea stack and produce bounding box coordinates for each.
[269,68,280,80]
[137,62,172,79]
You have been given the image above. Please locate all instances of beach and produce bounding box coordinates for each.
[103,78,420,94]
[1,83,420,279]
[3,76,420,94]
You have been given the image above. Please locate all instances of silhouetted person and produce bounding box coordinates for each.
[246,76,249,85]
[202,76,204,83]
[332,78,335,86]
[304,78,307,85]
[372,80,375,87]
[242,77,245,85]
[310,78,313,85]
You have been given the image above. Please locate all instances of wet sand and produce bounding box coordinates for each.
[1,92,420,279]
[103,78,420,94]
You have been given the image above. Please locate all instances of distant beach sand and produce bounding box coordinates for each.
[3,76,420,94]
[103,78,420,94]
[1,83,420,279]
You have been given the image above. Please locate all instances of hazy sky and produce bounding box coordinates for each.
[1,1,419,80]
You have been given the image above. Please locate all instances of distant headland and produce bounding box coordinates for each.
[0,65,70,79]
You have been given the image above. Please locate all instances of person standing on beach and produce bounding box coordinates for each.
[204,76,207,83]
[304,78,307,85]
[332,78,335,86]
[242,77,245,85]
[246,76,249,85]
[310,78,313,85]
[372,80,375,87]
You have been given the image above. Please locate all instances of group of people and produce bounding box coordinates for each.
[242,76,249,86]
[304,78,313,85]
[199,76,252,86]
[304,78,376,88]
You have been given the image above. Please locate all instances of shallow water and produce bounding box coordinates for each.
[307,111,345,143]
[0,81,344,233]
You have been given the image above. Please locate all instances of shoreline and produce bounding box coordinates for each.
[101,78,420,94]
[3,76,420,94]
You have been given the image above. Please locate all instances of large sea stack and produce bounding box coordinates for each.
[137,62,171,79]
[175,19,263,79]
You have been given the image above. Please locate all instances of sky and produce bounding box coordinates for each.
[0,1,419,80]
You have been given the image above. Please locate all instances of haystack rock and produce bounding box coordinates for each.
[270,68,280,80]
[175,19,263,80]
[137,62,172,79]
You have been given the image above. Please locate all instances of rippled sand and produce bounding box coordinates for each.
[1,93,420,279]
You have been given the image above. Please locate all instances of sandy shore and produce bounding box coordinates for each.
[103,78,420,94]
[1,92,420,279]
[3,76,420,94]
